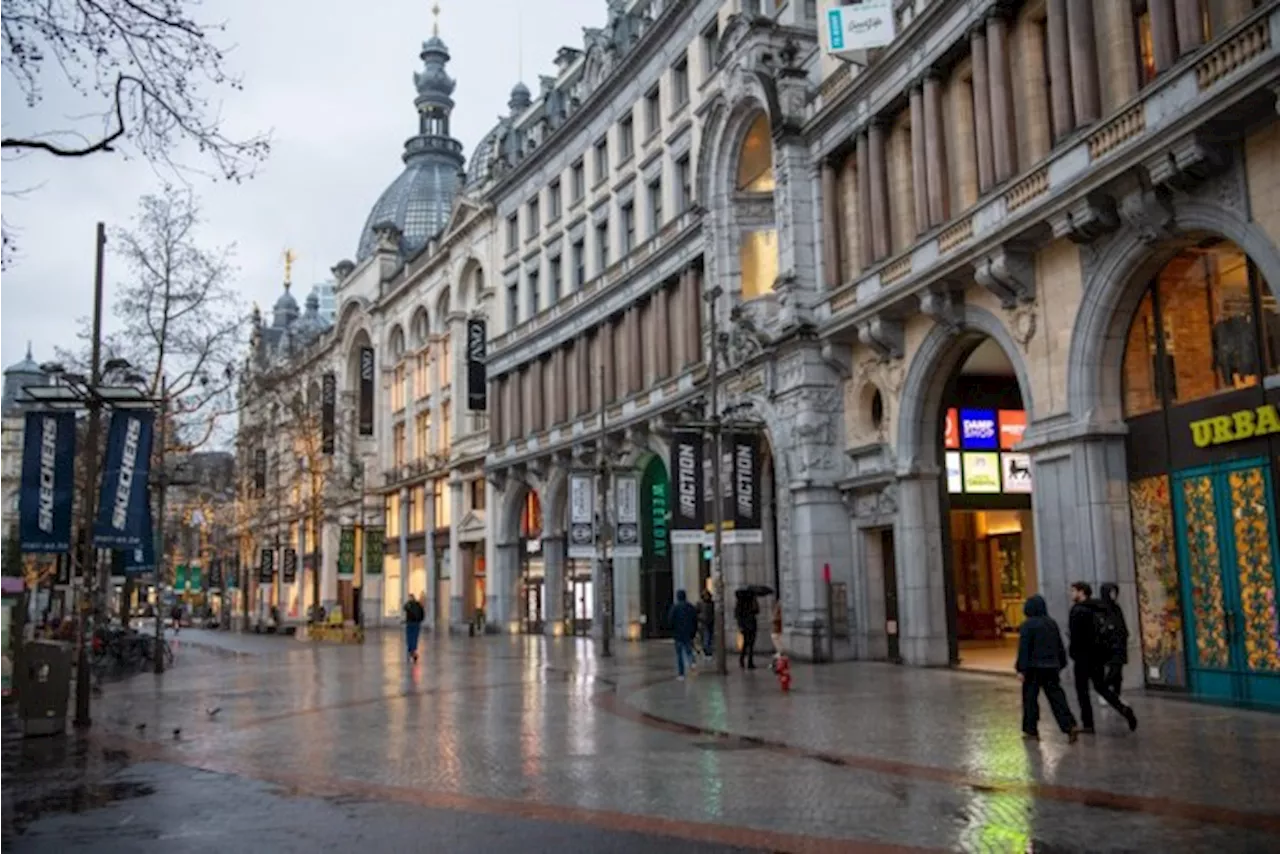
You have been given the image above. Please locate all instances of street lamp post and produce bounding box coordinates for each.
[153,375,169,672]
[596,365,613,659]
[706,286,728,676]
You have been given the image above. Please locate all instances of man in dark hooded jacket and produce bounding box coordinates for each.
[668,590,699,680]
[1069,581,1137,733]
[1098,582,1130,697]
[1016,595,1079,742]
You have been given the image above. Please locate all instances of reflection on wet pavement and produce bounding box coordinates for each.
[4,630,1279,853]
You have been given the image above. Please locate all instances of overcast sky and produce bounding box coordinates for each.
[1,0,603,370]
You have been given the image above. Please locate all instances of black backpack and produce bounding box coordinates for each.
[1093,603,1124,652]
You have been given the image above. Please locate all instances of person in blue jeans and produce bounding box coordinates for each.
[697,590,715,656]
[403,594,426,662]
[668,589,699,680]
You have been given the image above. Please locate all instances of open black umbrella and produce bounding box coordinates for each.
[737,585,774,597]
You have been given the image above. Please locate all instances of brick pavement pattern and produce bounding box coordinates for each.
[6,632,1279,852]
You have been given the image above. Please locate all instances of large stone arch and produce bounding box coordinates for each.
[1069,199,1280,423]
[897,306,1038,471]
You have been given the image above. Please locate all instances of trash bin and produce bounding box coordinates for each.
[17,640,72,737]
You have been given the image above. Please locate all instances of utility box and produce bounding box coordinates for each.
[17,640,72,737]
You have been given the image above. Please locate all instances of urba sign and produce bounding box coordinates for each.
[1190,403,1280,448]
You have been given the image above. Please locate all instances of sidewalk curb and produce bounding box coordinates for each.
[168,636,258,659]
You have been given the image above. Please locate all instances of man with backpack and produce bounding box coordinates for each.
[1068,581,1137,733]
[1098,583,1130,697]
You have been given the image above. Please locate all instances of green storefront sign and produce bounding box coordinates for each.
[174,565,187,591]
[338,527,356,578]
[364,526,385,576]
[189,565,202,591]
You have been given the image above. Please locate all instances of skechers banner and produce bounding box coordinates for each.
[19,411,77,553]
[322,372,337,454]
[94,410,155,549]
[121,491,155,574]
[669,430,705,544]
[466,318,487,411]
[358,346,375,436]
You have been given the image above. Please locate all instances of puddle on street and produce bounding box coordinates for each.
[9,781,156,833]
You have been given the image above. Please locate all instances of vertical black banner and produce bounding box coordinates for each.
[669,430,704,544]
[209,557,223,589]
[466,318,487,411]
[259,548,275,584]
[254,448,267,497]
[282,548,298,583]
[730,433,762,539]
[358,346,375,436]
[322,372,337,454]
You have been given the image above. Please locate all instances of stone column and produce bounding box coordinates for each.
[543,534,565,634]
[577,335,591,415]
[628,306,642,394]
[1067,0,1101,126]
[491,540,521,632]
[1174,0,1203,56]
[1022,425,1142,688]
[970,27,995,193]
[1096,0,1138,111]
[855,133,874,267]
[399,486,409,619]
[909,85,929,236]
[529,358,543,432]
[923,72,948,227]
[449,479,464,627]
[895,471,951,666]
[950,70,979,209]
[600,318,615,402]
[654,283,670,379]
[987,13,1016,182]
[821,160,842,289]
[555,347,568,425]
[1149,0,1179,72]
[867,121,890,261]
[1046,0,1075,139]
[489,378,502,445]
[686,266,702,366]
[511,370,524,437]
[425,484,437,625]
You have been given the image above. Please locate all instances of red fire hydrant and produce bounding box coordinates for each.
[773,653,791,692]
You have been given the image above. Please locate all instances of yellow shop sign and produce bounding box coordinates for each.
[1190,403,1280,448]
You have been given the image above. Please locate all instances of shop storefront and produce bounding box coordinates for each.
[1123,238,1280,707]
[519,492,544,634]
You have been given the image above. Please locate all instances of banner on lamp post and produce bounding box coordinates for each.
[209,557,223,590]
[258,549,275,584]
[19,411,77,553]
[466,318,487,411]
[669,430,704,544]
[567,473,595,559]
[338,526,356,577]
[121,491,155,574]
[94,410,156,549]
[358,347,375,436]
[613,472,641,559]
[364,526,385,575]
[723,432,763,545]
[282,547,297,583]
[322,372,337,455]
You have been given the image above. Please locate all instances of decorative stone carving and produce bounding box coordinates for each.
[775,352,806,391]
[1050,193,1119,244]
[876,483,898,515]
[974,244,1035,307]
[1004,302,1038,352]
[1144,131,1229,192]
[820,341,853,379]
[1118,187,1175,245]
[918,288,964,335]
[857,316,905,360]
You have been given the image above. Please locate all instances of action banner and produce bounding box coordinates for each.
[669,430,705,544]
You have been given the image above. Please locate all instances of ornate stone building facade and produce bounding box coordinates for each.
[813,0,1280,704]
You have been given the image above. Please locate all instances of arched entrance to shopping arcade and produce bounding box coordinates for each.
[936,339,1035,674]
[1114,236,1280,707]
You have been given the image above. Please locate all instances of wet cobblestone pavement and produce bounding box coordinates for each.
[4,632,1279,852]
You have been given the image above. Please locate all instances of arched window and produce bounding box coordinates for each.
[388,325,406,362]
[1122,238,1278,418]
[520,492,542,539]
[736,113,775,193]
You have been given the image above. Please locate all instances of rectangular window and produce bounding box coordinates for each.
[571,159,585,201]
[572,239,586,289]
[1133,2,1157,88]
[527,269,540,318]
[619,114,634,161]
[676,155,691,212]
[594,136,609,183]
[526,197,540,238]
[548,179,562,221]
[506,214,518,252]
[433,479,450,529]
[393,422,407,468]
[469,479,486,511]
[438,336,451,389]
[506,282,519,327]
[386,493,401,538]
[415,351,430,399]
[645,86,661,137]
[415,410,430,460]
[672,54,689,107]
[391,365,406,412]
[550,256,563,302]
[647,178,663,235]
[410,485,425,533]
[701,20,719,79]
[596,221,610,272]
[621,202,635,254]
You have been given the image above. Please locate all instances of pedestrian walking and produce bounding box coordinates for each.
[1016,594,1080,743]
[1069,582,1137,733]
[668,590,698,680]
[170,603,182,635]
[1098,582,1130,698]
[403,594,426,662]
[735,590,759,670]
[697,589,715,658]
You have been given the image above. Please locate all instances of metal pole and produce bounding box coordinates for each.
[707,285,727,676]
[153,376,168,672]
[597,364,612,658]
[73,222,106,727]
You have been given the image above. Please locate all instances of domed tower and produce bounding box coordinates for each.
[2,343,49,417]
[356,5,466,262]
